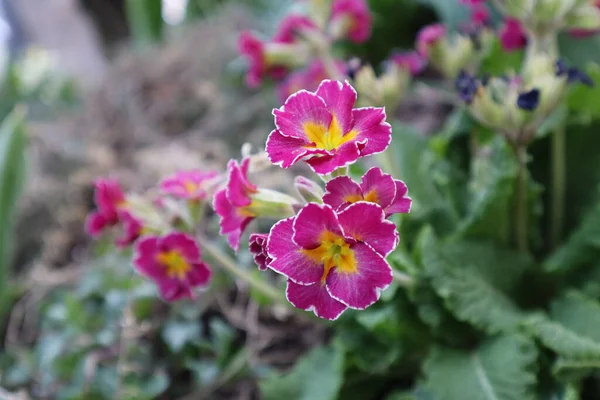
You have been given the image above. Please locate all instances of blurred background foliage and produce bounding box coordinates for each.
[2,0,600,399]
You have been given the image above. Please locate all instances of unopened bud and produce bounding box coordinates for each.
[294,176,325,203]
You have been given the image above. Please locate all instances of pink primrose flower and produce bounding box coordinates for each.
[416,24,446,57]
[330,0,372,43]
[134,232,211,302]
[115,210,144,248]
[266,202,398,320]
[323,167,411,216]
[85,178,127,237]
[389,51,427,76]
[213,158,258,251]
[249,233,272,271]
[459,0,486,4]
[276,59,346,103]
[267,79,392,175]
[159,169,219,201]
[499,18,527,52]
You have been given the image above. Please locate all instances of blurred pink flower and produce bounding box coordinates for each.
[416,24,446,57]
[160,169,219,201]
[85,178,126,237]
[390,51,427,75]
[134,232,211,302]
[330,0,372,43]
[499,18,527,52]
[276,59,346,102]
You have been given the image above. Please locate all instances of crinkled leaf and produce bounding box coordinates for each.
[259,346,344,400]
[421,231,525,333]
[527,291,600,378]
[424,334,538,400]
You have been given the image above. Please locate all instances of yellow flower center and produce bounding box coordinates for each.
[302,231,358,284]
[184,181,199,195]
[156,250,191,280]
[304,116,358,151]
[343,190,378,204]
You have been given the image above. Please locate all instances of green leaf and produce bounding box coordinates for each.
[559,34,600,67]
[162,320,201,353]
[0,107,27,320]
[259,346,344,400]
[544,202,600,273]
[421,231,525,334]
[424,334,538,400]
[480,38,524,76]
[455,138,518,244]
[526,291,600,377]
[125,0,164,47]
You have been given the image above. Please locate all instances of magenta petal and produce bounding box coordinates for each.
[226,158,255,207]
[386,180,412,215]
[161,232,202,261]
[274,90,330,139]
[213,189,253,251]
[186,261,212,287]
[158,281,195,302]
[286,280,348,320]
[266,130,313,169]
[351,107,392,156]
[133,236,163,279]
[315,80,357,133]
[85,212,108,236]
[292,203,344,249]
[249,233,271,271]
[338,202,398,256]
[305,140,362,175]
[360,167,396,209]
[322,176,362,211]
[326,242,392,309]
[267,217,323,284]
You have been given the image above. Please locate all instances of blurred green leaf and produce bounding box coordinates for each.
[259,346,344,400]
[0,107,27,320]
[567,63,600,123]
[424,334,538,400]
[125,0,164,47]
[416,0,469,30]
[162,320,201,352]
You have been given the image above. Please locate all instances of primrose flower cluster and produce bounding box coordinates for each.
[86,79,411,320]
[238,0,425,109]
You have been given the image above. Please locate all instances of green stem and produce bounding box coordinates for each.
[550,124,566,249]
[514,145,530,253]
[197,235,287,305]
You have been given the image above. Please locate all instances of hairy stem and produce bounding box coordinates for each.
[393,270,415,288]
[550,124,566,249]
[514,145,530,253]
[197,235,287,305]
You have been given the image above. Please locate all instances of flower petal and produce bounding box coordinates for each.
[213,189,253,251]
[326,242,392,309]
[266,130,328,169]
[158,281,195,302]
[386,180,412,215]
[226,159,256,207]
[160,232,201,261]
[133,236,163,280]
[186,262,212,287]
[273,90,330,139]
[315,80,357,133]
[85,212,108,236]
[337,202,398,256]
[292,203,344,249]
[286,280,348,320]
[351,107,392,156]
[360,167,396,209]
[305,139,362,175]
[322,175,362,211]
[266,217,323,284]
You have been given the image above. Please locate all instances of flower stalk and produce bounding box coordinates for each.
[550,124,566,249]
[514,145,530,253]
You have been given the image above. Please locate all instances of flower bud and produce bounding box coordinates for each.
[246,189,299,220]
[294,176,325,203]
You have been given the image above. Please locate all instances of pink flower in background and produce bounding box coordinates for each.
[416,24,446,57]
[390,51,427,76]
[134,232,211,302]
[276,59,346,102]
[499,18,527,51]
[266,202,398,320]
[160,169,219,201]
[459,0,486,4]
[86,178,127,237]
[267,80,392,175]
[470,4,490,25]
[273,14,318,43]
[330,0,373,43]
[249,233,271,271]
[323,167,411,216]
[213,158,258,251]
[115,210,144,248]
